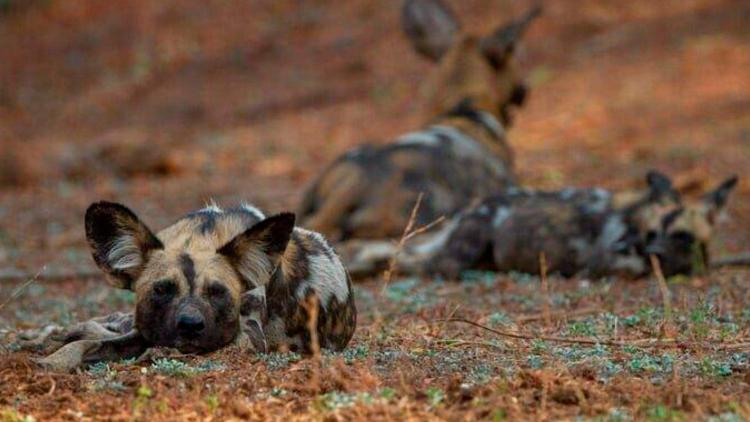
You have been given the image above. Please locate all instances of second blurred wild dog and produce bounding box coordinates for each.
[342,171,709,279]
[299,0,541,241]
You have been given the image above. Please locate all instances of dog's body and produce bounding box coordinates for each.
[24,202,357,370]
[299,0,540,241]
[343,172,695,279]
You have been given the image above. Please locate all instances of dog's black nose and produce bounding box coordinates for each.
[177,314,205,338]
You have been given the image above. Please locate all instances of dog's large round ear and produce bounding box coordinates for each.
[402,0,461,61]
[703,175,738,220]
[480,5,542,68]
[85,201,163,290]
[646,170,673,194]
[218,213,296,290]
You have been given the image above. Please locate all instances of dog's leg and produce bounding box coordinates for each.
[234,286,268,353]
[36,330,148,372]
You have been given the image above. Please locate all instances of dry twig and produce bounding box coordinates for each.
[439,317,745,351]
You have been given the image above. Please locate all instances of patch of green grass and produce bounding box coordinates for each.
[645,404,684,421]
[627,354,674,374]
[567,320,598,337]
[150,358,226,377]
[0,408,36,422]
[329,344,369,364]
[379,387,397,401]
[527,355,544,369]
[258,352,302,371]
[205,394,219,414]
[699,357,733,377]
[488,312,512,327]
[425,387,445,408]
[707,413,745,422]
[86,362,126,392]
[313,391,377,412]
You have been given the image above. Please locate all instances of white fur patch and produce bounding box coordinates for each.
[240,202,266,219]
[396,131,442,147]
[200,200,223,214]
[297,254,350,307]
[492,207,512,228]
[598,215,627,250]
[106,234,142,270]
[396,125,509,177]
[410,218,459,256]
[235,247,275,288]
[475,111,505,139]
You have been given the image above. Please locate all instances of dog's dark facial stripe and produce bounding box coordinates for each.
[661,208,685,231]
[179,253,196,294]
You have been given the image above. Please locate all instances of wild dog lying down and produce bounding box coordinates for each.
[299,0,541,241]
[22,202,356,370]
[646,176,739,276]
[344,172,738,279]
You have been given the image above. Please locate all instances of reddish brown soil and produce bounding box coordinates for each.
[1,0,749,420]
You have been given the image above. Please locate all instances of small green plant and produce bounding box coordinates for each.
[133,384,153,415]
[488,312,512,326]
[425,387,445,408]
[150,358,227,377]
[699,357,732,377]
[151,359,195,377]
[689,301,715,340]
[527,355,544,369]
[258,352,302,371]
[567,320,597,337]
[0,409,36,422]
[205,394,220,414]
[314,391,375,411]
[531,340,548,353]
[379,387,397,401]
[645,404,684,421]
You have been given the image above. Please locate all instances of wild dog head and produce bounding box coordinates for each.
[84,202,294,353]
[402,0,541,126]
[646,176,738,276]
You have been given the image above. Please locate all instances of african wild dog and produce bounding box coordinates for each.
[342,171,689,279]
[646,176,738,276]
[29,202,357,368]
[299,0,541,241]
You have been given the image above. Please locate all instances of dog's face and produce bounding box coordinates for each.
[646,176,738,276]
[84,202,295,353]
[402,0,540,125]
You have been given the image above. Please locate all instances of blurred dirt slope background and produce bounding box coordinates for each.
[0,0,748,273]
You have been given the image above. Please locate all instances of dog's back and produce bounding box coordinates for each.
[299,1,540,241]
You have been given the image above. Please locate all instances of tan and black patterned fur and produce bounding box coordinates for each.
[646,176,738,276]
[343,171,689,279]
[80,201,356,356]
[299,0,540,241]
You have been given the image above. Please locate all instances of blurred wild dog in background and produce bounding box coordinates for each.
[299,0,541,241]
[342,172,738,279]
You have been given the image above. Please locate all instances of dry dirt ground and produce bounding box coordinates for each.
[1,0,749,420]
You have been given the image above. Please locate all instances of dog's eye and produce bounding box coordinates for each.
[206,283,228,300]
[153,280,177,297]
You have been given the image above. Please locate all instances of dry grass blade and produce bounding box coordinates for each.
[0,265,46,311]
[380,193,445,294]
[539,252,552,328]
